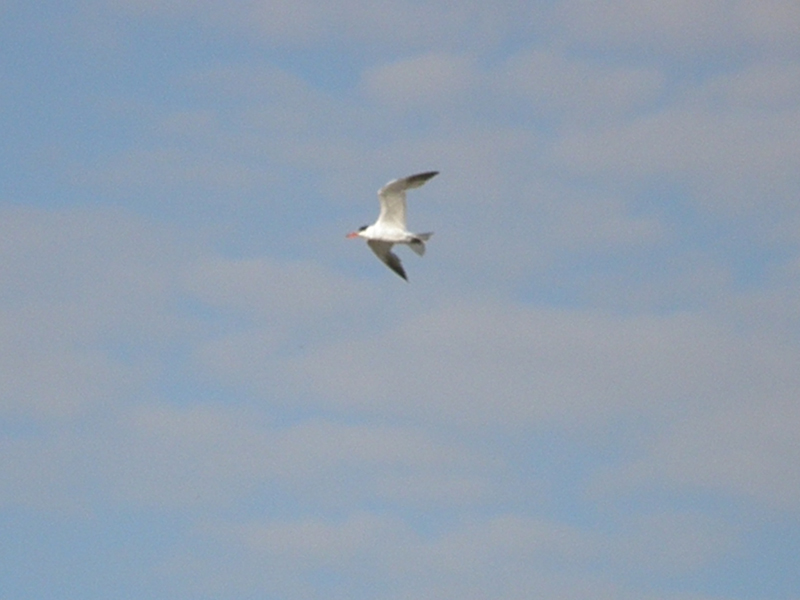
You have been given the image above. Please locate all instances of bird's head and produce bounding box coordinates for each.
[346,225,368,239]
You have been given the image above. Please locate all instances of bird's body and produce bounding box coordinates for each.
[347,171,438,280]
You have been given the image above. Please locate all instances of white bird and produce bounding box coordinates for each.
[346,171,438,280]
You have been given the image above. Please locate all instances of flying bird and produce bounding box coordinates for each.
[346,171,438,281]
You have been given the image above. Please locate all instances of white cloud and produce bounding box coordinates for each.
[0,207,192,420]
[0,323,134,419]
[598,512,737,575]
[500,49,665,124]
[4,199,796,527]
[559,0,733,52]
[603,397,800,510]
[0,399,499,512]
[727,259,800,342]
[88,147,266,194]
[698,62,800,112]
[268,301,798,437]
[165,510,733,599]
[364,54,476,111]
[75,63,349,209]
[102,0,538,50]
[185,256,372,323]
[7,7,800,598]
[734,0,800,51]
[558,0,800,56]
[185,254,384,385]
[550,104,800,215]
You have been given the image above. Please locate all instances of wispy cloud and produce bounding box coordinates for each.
[3,1,799,598]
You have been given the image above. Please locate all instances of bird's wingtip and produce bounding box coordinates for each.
[400,171,439,190]
[412,171,438,181]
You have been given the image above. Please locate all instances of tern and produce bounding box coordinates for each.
[346,171,438,281]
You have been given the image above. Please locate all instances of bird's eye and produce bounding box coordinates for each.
[358,225,368,231]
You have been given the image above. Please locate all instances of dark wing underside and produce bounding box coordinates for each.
[367,240,407,281]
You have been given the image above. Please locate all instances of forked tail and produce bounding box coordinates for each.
[408,232,433,256]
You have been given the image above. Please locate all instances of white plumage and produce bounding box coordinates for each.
[346,171,438,280]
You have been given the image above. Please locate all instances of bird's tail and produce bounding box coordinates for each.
[409,232,433,256]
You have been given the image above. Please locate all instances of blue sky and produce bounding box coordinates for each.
[2,1,800,598]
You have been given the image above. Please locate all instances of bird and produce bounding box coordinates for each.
[346,171,438,280]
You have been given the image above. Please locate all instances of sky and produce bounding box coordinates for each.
[2,0,800,598]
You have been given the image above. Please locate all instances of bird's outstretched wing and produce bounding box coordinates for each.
[376,171,438,230]
[367,240,407,281]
